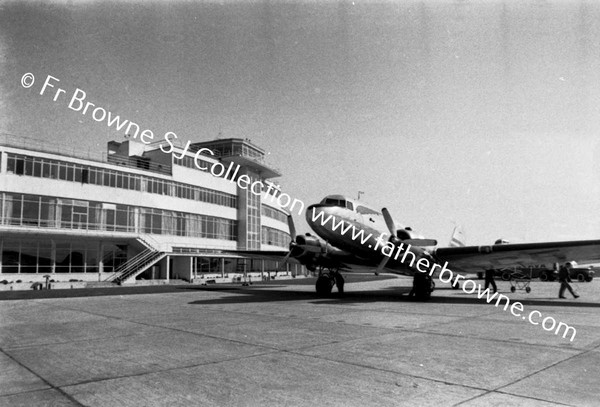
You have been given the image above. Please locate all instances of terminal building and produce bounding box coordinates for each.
[0,133,300,284]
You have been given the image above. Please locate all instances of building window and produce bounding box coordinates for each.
[5,154,237,209]
[0,191,237,241]
[261,226,290,248]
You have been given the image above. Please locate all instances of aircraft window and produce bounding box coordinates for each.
[324,198,347,208]
[356,205,380,216]
[346,201,354,211]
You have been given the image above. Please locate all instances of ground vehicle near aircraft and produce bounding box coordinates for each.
[564,262,595,282]
[479,263,594,282]
[495,266,555,282]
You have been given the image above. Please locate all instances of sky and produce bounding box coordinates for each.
[2,0,600,245]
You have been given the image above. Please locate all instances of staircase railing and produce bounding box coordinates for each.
[112,251,166,284]
[104,235,166,283]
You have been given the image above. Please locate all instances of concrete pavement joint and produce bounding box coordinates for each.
[0,347,85,406]
[58,350,279,389]
[287,346,572,407]
[45,301,399,356]
[451,389,571,407]
[453,346,600,406]
[47,303,287,353]
[409,327,586,352]
[285,347,490,393]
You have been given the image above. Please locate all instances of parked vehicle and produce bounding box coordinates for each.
[565,262,595,282]
[477,266,555,281]
[477,263,594,282]
[538,268,557,282]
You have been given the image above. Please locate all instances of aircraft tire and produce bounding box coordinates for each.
[412,275,433,301]
[316,275,333,296]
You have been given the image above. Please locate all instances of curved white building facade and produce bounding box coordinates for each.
[0,134,297,284]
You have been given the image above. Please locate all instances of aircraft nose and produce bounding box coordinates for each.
[305,204,327,226]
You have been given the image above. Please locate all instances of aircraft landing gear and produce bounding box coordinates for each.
[316,273,334,296]
[409,272,435,300]
[315,268,344,296]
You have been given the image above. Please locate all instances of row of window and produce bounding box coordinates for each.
[0,241,303,274]
[173,153,280,198]
[6,154,237,208]
[189,142,264,160]
[261,205,288,223]
[245,172,262,250]
[261,226,290,248]
[1,193,238,240]
[173,154,214,172]
[1,240,126,274]
[191,257,286,274]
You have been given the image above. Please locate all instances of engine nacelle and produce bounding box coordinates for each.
[292,234,323,257]
[291,234,350,269]
[396,227,424,240]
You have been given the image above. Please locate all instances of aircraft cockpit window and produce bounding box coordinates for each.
[324,198,348,208]
[345,201,354,211]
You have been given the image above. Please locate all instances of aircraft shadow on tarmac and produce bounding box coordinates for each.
[186,284,600,308]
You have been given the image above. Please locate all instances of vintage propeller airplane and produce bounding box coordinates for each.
[256,195,600,299]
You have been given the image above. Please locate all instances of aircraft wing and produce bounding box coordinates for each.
[433,239,600,273]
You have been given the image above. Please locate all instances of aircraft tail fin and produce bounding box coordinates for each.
[449,225,466,247]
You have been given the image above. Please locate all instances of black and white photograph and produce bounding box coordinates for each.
[1,1,599,406]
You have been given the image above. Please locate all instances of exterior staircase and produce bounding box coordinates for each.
[105,236,166,284]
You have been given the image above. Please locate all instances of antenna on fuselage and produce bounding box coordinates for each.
[357,191,364,200]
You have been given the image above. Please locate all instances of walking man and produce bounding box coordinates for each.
[484,269,497,293]
[558,262,579,299]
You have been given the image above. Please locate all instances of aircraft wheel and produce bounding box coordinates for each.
[316,275,334,296]
[539,272,548,282]
[525,287,531,293]
[510,286,516,293]
[412,275,434,301]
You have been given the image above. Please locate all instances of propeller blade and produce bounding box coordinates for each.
[275,251,292,276]
[375,255,389,276]
[287,215,296,240]
[280,251,291,266]
[381,207,396,237]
